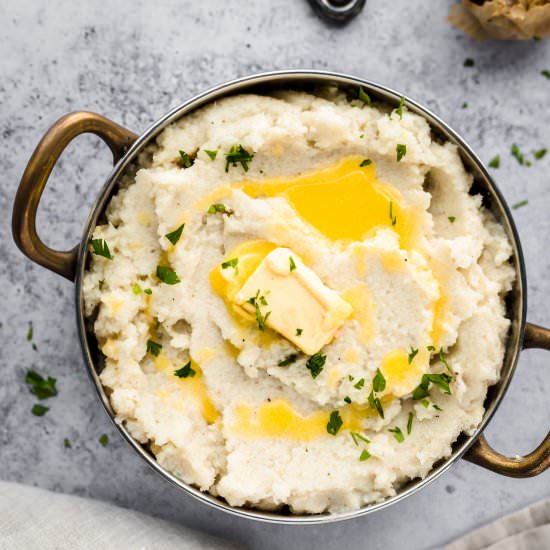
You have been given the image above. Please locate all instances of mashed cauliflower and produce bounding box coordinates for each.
[83,88,514,514]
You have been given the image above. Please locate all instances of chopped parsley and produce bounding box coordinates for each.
[174,361,196,378]
[165,223,185,245]
[99,434,109,446]
[156,265,181,285]
[542,70,550,80]
[412,373,452,400]
[247,290,271,331]
[359,449,371,461]
[511,143,524,165]
[389,201,397,226]
[448,216,456,223]
[146,339,162,357]
[344,396,352,404]
[26,323,33,342]
[489,155,500,168]
[208,203,233,215]
[368,389,384,419]
[360,159,372,167]
[178,150,192,168]
[225,144,254,173]
[204,149,218,160]
[351,432,370,446]
[98,279,105,290]
[396,143,407,162]
[278,354,298,367]
[433,403,443,412]
[421,399,430,408]
[389,426,404,443]
[356,86,372,107]
[326,410,343,436]
[354,378,365,390]
[512,199,528,210]
[306,352,326,378]
[132,283,142,295]
[464,58,475,67]
[534,148,547,160]
[427,345,435,352]
[408,347,419,364]
[63,438,71,448]
[25,370,58,400]
[221,257,239,274]
[90,238,113,260]
[372,368,386,393]
[296,328,303,336]
[438,347,452,373]
[407,411,414,435]
[32,404,49,417]
[289,256,297,272]
[462,102,468,109]
[144,287,152,295]
[395,96,405,120]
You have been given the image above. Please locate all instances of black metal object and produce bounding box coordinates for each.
[308,0,366,23]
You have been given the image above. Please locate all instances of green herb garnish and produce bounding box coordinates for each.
[359,449,371,461]
[99,434,109,446]
[438,347,452,373]
[306,352,326,378]
[278,354,298,367]
[464,58,475,67]
[351,432,370,446]
[146,339,162,357]
[407,411,414,435]
[208,203,233,215]
[395,96,405,120]
[489,155,500,168]
[462,102,468,109]
[289,256,297,272]
[396,143,407,162]
[512,199,528,210]
[357,86,372,107]
[389,201,397,226]
[225,144,254,172]
[156,265,181,285]
[368,389,384,419]
[326,410,343,436]
[98,279,105,290]
[248,290,271,331]
[25,370,58,400]
[144,288,152,295]
[412,372,453,400]
[448,216,456,223]
[296,328,303,336]
[408,347,419,364]
[344,396,352,404]
[534,148,547,160]
[90,238,113,260]
[221,257,239,274]
[64,438,71,448]
[132,283,142,295]
[32,404,49,417]
[372,368,386,393]
[174,361,196,378]
[178,150,192,168]
[354,378,365,390]
[165,223,185,245]
[427,345,435,352]
[389,426,404,443]
[541,70,550,80]
[204,149,218,160]
[511,144,524,165]
[360,159,372,167]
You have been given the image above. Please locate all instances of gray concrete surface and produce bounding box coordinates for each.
[1,1,549,548]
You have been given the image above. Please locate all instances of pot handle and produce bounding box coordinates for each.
[12,112,138,281]
[463,322,550,477]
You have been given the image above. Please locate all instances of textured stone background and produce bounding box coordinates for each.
[1,0,549,548]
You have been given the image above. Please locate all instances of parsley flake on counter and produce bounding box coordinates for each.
[372,368,386,393]
[99,434,109,446]
[389,201,397,226]
[351,432,370,446]
[174,361,196,378]
[225,144,254,172]
[204,149,218,160]
[146,339,162,357]
[221,257,239,274]
[90,238,113,260]
[389,426,404,443]
[296,328,303,336]
[354,378,365,390]
[326,410,343,436]
[64,438,71,448]
[156,265,181,285]
[360,159,372,167]
[464,58,475,67]
[25,370,58,400]
[511,144,524,165]
[448,216,456,223]
[408,347,419,364]
[462,102,468,109]
[165,223,186,245]
[27,323,33,341]
[98,279,105,290]
[32,404,49,417]
[395,96,405,120]
[396,143,407,162]
[534,148,547,160]
[407,412,414,435]
[132,283,142,295]
[208,203,233,215]
[359,449,371,461]
[178,150,192,168]
[144,287,152,295]
[289,256,297,272]
[306,352,326,379]
[368,389,384,419]
[542,70,550,80]
[512,199,528,210]
[488,155,500,168]
[344,396,352,404]
[278,354,298,367]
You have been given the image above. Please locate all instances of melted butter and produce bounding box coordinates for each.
[102,339,119,359]
[341,285,377,344]
[137,211,151,225]
[327,366,343,388]
[343,347,360,364]
[381,348,428,397]
[154,354,219,424]
[238,156,419,249]
[430,283,447,348]
[105,296,123,316]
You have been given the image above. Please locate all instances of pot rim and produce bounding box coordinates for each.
[74,69,527,525]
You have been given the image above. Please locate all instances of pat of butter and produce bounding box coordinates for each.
[234,247,353,354]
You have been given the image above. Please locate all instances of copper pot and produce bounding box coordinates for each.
[12,70,550,524]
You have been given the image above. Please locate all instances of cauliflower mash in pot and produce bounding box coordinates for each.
[83,88,514,514]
